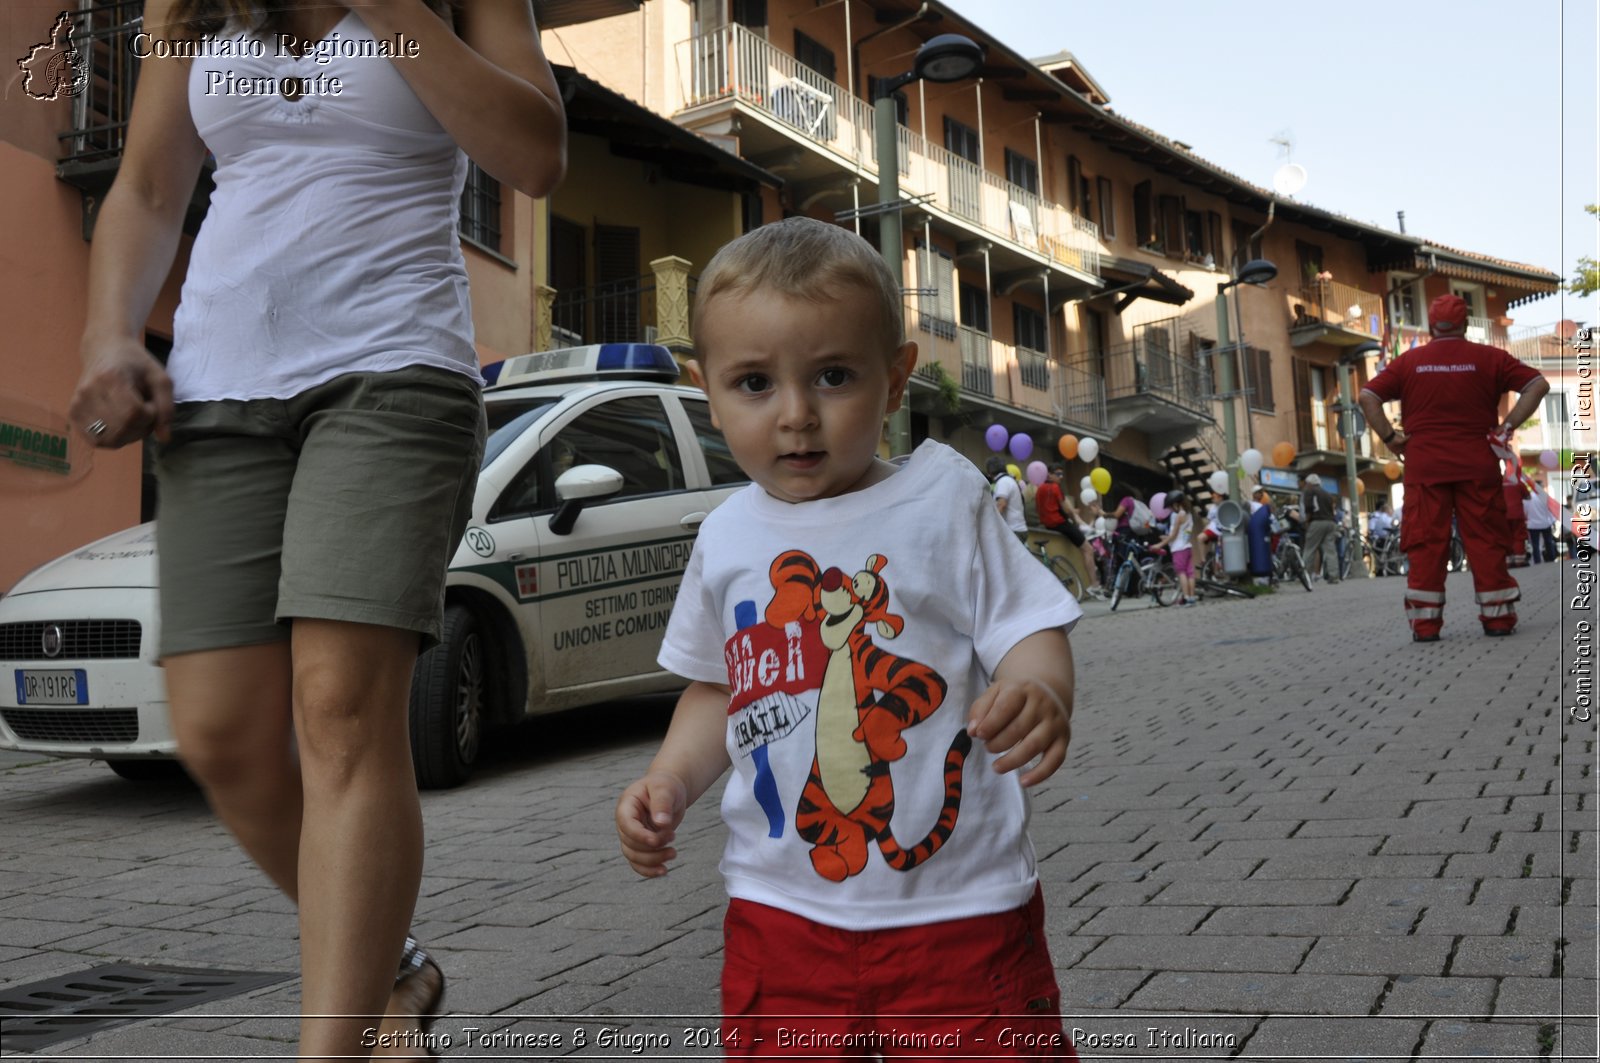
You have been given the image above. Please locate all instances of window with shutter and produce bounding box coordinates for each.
[1248,347,1275,412]
[916,244,957,340]
[594,224,640,344]
[1134,181,1156,249]
[1097,176,1115,238]
[1004,149,1039,195]
[1159,195,1185,257]
[1067,156,1084,217]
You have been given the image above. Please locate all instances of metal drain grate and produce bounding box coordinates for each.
[0,963,288,1052]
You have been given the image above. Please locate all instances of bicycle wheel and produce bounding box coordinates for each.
[1108,564,1128,611]
[1049,556,1084,601]
[1293,550,1313,592]
[1149,563,1180,607]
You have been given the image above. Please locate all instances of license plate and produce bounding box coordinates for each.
[15,669,88,706]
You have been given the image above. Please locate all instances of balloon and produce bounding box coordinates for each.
[1208,469,1231,495]
[1078,438,1100,463]
[1090,468,1111,494]
[1240,448,1265,476]
[1008,432,1034,462]
[1081,476,1093,491]
[985,424,1008,452]
[1271,441,1296,467]
[1025,460,1048,485]
[1150,491,1168,519]
[1079,487,1099,505]
[1006,463,1022,481]
[1384,460,1402,481]
[1540,449,1560,470]
[1058,434,1079,460]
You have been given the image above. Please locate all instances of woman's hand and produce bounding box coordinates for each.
[69,336,174,448]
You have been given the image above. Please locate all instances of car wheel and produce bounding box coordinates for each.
[410,604,485,790]
[108,760,189,783]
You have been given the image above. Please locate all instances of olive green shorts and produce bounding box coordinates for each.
[155,367,486,658]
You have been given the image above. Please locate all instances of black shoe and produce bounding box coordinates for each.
[396,936,446,1059]
[1484,628,1515,638]
[1413,632,1441,643]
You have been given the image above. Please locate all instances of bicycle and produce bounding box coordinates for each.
[1194,550,1254,600]
[1108,537,1179,611]
[1363,532,1408,577]
[1270,528,1314,592]
[1025,531,1085,602]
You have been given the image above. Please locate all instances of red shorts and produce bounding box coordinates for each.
[720,886,1073,1059]
[1201,528,1219,542]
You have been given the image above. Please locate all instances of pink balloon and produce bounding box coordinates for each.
[1150,491,1169,519]
[1025,460,1048,485]
[1539,449,1560,470]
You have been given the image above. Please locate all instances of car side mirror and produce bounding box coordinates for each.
[548,464,624,535]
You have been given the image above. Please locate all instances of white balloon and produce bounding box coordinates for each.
[1240,448,1265,476]
[1079,487,1099,505]
[1208,469,1231,495]
[1080,476,1093,491]
[1079,438,1100,463]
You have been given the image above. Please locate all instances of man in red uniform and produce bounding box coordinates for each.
[1358,295,1549,641]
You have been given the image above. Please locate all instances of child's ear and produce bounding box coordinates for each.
[686,360,722,429]
[885,342,918,414]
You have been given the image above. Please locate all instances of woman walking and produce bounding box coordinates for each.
[68,2,565,1057]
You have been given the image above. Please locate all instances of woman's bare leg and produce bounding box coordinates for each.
[166,633,439,1061]
[291,619,426,1061]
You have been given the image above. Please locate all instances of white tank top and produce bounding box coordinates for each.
[170,10,479,402]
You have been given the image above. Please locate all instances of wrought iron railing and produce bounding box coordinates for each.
[1289,279,1382,338]
[959,326,994,397]
[1056,360,1108,433]
[676,23,1101,279]
[62,1,144,166]
[551,275,697,347]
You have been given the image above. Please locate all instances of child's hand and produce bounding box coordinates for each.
[967,677,1071,787]
[616,771,689,877]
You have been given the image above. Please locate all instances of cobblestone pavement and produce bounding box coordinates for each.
[1,564,1594,1061]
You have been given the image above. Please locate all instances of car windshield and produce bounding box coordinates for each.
[482,398,558,468]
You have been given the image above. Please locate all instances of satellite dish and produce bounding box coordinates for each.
[1272,163,1308,197]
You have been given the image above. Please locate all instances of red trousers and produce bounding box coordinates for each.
[720,887,1074,1059]
[1402,477,1521,637]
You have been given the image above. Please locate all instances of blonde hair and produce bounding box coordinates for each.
[693,217,904,357]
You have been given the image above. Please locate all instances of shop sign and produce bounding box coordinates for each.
[0,396,90,485]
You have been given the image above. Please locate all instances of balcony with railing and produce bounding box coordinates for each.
[1096,317,1214,435]
[907,305,1107,434]
[676,24,1101,282]
[1287,279,1383,348]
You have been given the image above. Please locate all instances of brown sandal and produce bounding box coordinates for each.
[395,936,447,1059]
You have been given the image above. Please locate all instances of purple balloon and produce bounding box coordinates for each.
[1008,432,1034,462]
[1150,491,1169,519]
[985,424,1009,452]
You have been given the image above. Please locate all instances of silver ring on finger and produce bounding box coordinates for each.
[86,419,108,438]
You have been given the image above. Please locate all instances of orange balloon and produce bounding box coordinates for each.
[1384,460,1402,480]
[1058,434,1078,460]
[1271,441,1297,467]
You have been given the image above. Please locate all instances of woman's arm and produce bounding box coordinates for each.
[353,0,566,196]
[69,0,207,446]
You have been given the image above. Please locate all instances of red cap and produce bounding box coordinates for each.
[1428,294,1469,333]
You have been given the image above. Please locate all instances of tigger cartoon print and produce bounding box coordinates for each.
[760,549,969,882]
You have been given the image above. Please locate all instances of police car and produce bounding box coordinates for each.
[0,345,747,787]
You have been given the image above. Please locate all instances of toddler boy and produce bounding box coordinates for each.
[615,217,1081,1057]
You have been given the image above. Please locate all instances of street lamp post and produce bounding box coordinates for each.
[1339,340,1383,578]
[1214,259,1278,500]
[874,34,984,456]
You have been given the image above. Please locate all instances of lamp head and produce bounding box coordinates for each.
[1235,258,1278,287]
[1342,340,1382,366]
[913,34,984,83]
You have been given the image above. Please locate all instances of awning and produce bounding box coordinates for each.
[554,67,784,195]
[536,1,641,30]
[1097,257,1195,313]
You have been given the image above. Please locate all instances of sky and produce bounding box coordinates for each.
[943,0,1598,331]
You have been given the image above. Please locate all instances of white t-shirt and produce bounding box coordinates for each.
[991,473,1027,533]
[1370,511,1395,537]
[1205,502,1221,535]
[171,10,479,401]
[1169,511,1192,552]
[658,441,1081,930]
[1524,490,1555,530]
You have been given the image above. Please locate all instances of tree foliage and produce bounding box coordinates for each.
[1573,203,1600,297]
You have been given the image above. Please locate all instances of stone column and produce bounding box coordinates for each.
[650,255,694,354]
[535,284,556,352]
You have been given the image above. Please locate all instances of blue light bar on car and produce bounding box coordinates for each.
[490,344,681,387]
